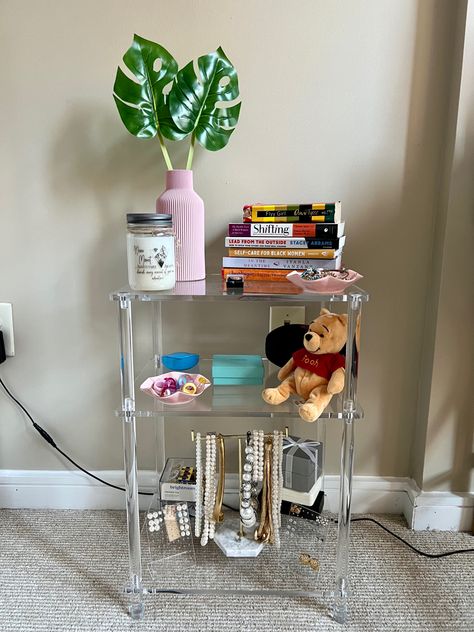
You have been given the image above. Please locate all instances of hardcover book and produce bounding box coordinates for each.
[227,248,342,259]
[224,236,346,249]
[222,256,343,270]
[243,210,337,223]
[222,268,304,281]
[243,202,341,224]
[228,222,345,238]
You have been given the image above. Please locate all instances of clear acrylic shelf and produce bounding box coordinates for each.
[110,275,369,304]
[115,358,364,420]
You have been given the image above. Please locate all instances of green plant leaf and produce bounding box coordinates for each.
[113,34,186,140]
[168,47,241,151]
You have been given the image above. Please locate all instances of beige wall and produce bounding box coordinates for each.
[413,0,474,493]
[0,1,469,488]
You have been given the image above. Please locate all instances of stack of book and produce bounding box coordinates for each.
[222,202,345,282]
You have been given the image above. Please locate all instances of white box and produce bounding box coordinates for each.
[160,458,196,502]
[281,476,323,506]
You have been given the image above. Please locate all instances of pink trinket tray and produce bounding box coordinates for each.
[286,270,363,294]
[140,372,211,405]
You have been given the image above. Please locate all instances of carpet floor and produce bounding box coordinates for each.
[1,510,473,631]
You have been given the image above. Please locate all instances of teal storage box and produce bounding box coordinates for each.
[213,377,263,386]
[212,354,264,385]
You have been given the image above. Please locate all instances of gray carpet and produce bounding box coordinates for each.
[1,510,473,631]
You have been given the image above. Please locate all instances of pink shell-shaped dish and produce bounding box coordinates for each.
[140,372,211,405]
[286,270,363,294]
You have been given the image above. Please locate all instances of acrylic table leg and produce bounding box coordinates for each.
[331,417,355,624]
[123,414,144,620]
[118,296,144,619]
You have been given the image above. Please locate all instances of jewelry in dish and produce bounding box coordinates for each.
[286,268,363,294]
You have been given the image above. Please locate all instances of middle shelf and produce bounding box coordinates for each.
[116,358,364,420]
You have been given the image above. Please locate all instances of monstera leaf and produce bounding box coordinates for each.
[113,34,186,141]
[167,47,241,151]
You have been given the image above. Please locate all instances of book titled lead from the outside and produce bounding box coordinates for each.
[224,236,346,249]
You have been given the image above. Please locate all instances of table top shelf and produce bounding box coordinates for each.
[110,275,369,304]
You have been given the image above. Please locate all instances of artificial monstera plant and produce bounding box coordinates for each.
[113,34,241,170]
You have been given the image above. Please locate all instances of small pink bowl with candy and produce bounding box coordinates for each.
[140,372,211,405]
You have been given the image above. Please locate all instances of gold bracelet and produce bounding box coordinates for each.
[212,434,225,523]
[255,440,273,542]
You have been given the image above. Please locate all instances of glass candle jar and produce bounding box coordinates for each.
[127,213,176,291]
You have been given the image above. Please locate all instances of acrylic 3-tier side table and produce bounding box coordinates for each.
[111,276,369,624]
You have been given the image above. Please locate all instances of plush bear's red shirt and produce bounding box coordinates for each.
[292,349,345,381]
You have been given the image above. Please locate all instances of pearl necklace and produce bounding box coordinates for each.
[201,432,217,546]
[271,430,284,548]
[240,433,257,529]
[194,432,203,537]
[252,429,264,483]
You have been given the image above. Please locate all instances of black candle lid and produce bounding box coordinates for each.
[127,213,172,226]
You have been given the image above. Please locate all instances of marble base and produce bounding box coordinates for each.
[213,518,264,558]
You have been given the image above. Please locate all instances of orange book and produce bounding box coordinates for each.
[221,267,303,281]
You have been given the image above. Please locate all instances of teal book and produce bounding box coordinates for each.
[212,354,264,380]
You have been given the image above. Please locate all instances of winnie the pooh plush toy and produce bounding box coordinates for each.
[262,308,348,422]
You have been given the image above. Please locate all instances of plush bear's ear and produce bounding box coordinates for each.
[336,314,348,326]
[320,307,331,316]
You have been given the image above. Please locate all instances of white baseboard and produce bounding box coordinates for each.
[404,486,474,532]
[0,470,472,531]
[0,470,157,511]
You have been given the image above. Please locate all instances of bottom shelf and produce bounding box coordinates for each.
[141,499,336,597]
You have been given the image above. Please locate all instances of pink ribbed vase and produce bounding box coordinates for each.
[156,170,205,281]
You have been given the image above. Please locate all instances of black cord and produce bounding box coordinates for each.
[1,375,473,557]
[0,376,153,496]
[349,517,474,559]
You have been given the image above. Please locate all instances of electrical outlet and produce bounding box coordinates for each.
[0,303,15,356]
[269,306,306,331]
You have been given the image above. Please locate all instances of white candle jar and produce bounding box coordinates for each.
[127,213,176,291]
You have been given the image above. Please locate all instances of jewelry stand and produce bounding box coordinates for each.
[192,429,288,558]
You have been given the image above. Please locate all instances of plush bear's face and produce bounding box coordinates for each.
[303,308,348,355]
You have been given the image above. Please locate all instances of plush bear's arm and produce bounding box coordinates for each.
[327,367,345,395]
[277,357,295,381]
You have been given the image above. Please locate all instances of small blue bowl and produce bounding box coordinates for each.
[161,352,199,371]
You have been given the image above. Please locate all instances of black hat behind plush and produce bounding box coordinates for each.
[265,323,309,368]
